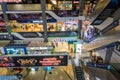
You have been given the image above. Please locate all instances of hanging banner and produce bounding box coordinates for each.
[0,54,68,67]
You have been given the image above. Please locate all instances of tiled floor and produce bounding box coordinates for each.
[0,65,75,80]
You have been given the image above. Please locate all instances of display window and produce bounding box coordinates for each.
[47,20,78,32]
[8,20,43,32]
[47,23,57,32]
[57,20,78,31]
[51,42,75,58]
[58,1,72,10]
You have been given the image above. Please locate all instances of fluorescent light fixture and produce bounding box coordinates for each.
[51,0,57,5]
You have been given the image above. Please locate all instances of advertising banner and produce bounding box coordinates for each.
[0,54,68,67]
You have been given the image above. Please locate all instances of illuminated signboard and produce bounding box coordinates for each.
[0,0,22,3]
[0,76,19,80]
[48,37,77,42]
[27,46,53,50]
[0,54,68,67]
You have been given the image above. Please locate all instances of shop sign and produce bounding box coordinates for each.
[27,46,53,50]
[0,34,13,40]
[19,32,43,38]
[52,37,77,42]
[48,31,78,37]
[0,54,68,67]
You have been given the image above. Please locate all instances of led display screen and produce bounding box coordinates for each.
[0,54,68,67]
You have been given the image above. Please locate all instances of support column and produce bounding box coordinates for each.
[78,20,82,39]
[1,2,13,42]
[78,0,84,39]
[105,46,114,63]
[40,0,48,42]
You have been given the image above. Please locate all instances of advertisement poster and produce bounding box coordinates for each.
[82,21,100,42]
[0,54,68,67]
[0,47,4,55]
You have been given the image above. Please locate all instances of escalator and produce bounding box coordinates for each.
[75,67,85,80]
[86,18,119,43]
[91,0,120,25]
[89,0,110,23]
[82,34,119,52]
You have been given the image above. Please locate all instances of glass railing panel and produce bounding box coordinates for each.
[7,4,41,11]
[52,10,79,17]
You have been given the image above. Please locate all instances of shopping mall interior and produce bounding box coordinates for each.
[0,0,120,80]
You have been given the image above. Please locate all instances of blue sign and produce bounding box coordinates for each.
[87,63,111,69]
[0,76,19,80]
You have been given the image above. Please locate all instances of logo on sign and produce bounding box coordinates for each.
[54,38,76,42]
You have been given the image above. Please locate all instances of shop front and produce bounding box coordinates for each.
[48,37,77,58]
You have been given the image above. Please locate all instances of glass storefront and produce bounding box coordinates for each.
[51,42,75,58]
[48,37,78,58]
[57,20,78,31]
[8,20,43,32]
[58,1,72,10]
[47,20,78,32]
